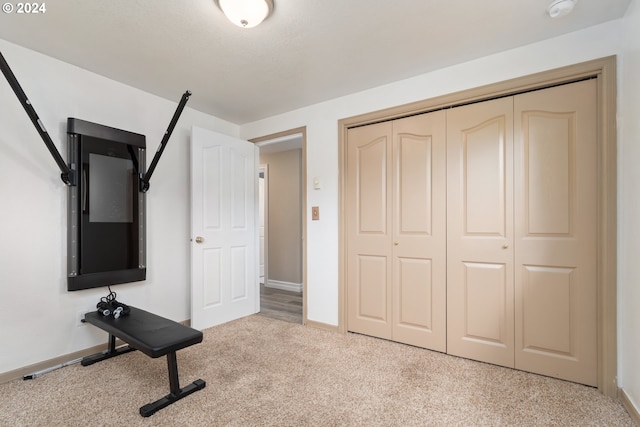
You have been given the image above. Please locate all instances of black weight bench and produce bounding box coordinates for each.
[81,306,206,417]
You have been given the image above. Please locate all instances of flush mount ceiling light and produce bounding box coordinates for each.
[547,0,578,18]
[216,0,274,28]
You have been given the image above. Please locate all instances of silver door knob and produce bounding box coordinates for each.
[502,243,509,249]
[195,236,204,244]
[394,241,399,246]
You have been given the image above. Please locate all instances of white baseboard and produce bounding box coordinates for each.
[265,280,302,293]
[619,388,640,425]
[305,319,339,332]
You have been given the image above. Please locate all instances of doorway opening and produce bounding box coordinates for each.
[253,128,307,324]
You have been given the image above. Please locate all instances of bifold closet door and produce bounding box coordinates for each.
[446,81,597,384]
[513,79,597,386]
[346,121,393,340]
[391,113,447,351]
[346,112,447,351]
[446,97,515,368]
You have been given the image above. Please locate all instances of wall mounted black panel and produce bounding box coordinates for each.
[67,118,146,291]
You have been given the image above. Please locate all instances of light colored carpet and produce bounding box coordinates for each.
[0,315,633,426]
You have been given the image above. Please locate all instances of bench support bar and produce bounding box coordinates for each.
[81,334,206,417]
[81,334,136,366]
[138,351,206,417]
[140,376,207,417]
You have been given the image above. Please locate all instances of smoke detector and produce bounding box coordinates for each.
[547,0,578,18]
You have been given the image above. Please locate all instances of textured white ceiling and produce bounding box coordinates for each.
[0,0,631,124]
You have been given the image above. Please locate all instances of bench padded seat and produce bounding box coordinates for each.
[83,306,202,358]
[81,306,206,416]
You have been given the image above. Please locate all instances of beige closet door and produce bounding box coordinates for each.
[514,80,597,386]
[447,97,515,367]
[346,112,447,351]
[346,121,393,339]
[392,112,447,351]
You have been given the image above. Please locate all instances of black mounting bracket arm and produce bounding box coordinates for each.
[0,50,75,186]
[140,90,191,192]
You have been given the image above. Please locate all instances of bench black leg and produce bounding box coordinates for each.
[168,351,180,395]
[139,351,206,417]
[81,334,136,366]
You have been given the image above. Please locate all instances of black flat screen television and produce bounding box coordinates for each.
[67,118,146,291]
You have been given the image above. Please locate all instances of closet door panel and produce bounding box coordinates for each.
[447,97,515,368]
[396,257,432,327]
[392,112,447,351]
[520,266,574,354]
[464,119,508,235]
[346,122,393,339]
[462,261,508,343]
[514,80,597,386]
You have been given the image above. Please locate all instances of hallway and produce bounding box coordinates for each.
[258,284,302,324]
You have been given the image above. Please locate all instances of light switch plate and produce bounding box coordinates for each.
[312,206,320,220]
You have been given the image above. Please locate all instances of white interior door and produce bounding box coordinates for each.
[191,126,259,331]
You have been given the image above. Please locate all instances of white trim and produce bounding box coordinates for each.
[259,164,269,289]
[266,280,303,293]
[255,132,303,147]
[619,388,640,426]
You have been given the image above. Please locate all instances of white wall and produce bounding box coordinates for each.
[619,0,640,413]
[0,38,238,374]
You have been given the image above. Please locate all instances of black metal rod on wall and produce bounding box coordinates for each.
[140,90,191,192]
[0,50,74,186]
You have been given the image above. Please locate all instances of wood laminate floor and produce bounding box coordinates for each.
[258,284,303,324]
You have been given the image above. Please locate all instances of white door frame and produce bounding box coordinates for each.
[259,164,269,287]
